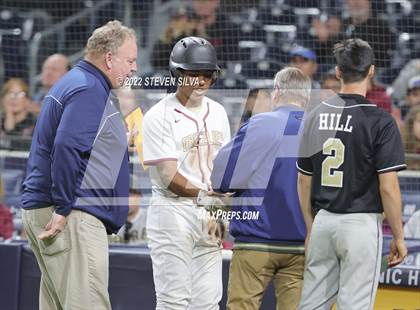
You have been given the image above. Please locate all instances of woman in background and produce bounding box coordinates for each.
[0,78,36,151]
[402,105,420,170]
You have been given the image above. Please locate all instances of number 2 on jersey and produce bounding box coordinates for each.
[321,138,345,188]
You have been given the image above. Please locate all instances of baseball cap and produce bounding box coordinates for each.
[407,75,420,91]
[290,46,317,62]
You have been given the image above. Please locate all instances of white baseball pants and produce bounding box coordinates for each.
[146,196,223,310]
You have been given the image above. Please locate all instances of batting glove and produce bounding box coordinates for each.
[196,190,229,212]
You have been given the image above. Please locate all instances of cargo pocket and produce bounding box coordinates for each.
[39,229,70,256]
[80,216,105,231]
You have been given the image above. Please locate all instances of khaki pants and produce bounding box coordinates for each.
[22,207,111,310]
[227,249,305,310]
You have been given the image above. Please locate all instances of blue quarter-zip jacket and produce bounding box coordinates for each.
[22,60,129,233]
[211,105,306,245]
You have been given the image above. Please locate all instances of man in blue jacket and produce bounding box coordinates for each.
[21,20,137,310]
[211,67,311,310]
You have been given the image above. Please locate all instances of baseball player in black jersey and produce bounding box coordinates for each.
[296,38,408,310]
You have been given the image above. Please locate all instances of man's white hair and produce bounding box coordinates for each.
[273,67,311,107]
[85,20,136,58]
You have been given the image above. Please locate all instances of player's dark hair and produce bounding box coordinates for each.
[333,38,374,83]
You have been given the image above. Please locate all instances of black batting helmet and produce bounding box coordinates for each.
[169,36,220,80]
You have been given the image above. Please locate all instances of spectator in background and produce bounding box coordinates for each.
[152,0,239,71]
[33,54,71,110]
[392,59,420,104]
[0,177,14,241]
[366,78,392,114]
[312,0,396,75]
[289,47,320,88]
[321,72,341,93]
[239,88,271,126]
[319,72,341,102]
[402,105,420,170]
[366,78,404,127]
[117,189,147,244]
[311,15,342,73]
[400,76,420,120]
[191,0,239,63]
[0,78,36,151]
[152,8,205,71]
[343,0,396,69]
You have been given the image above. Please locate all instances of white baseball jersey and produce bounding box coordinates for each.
[143,93,231,198]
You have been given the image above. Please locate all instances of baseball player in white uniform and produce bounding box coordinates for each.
[143,37,231,310]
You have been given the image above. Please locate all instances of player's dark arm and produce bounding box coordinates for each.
[156,160,201,197]
[298,172,313,244]
[379,171,408,267]
[168,173,201,198]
